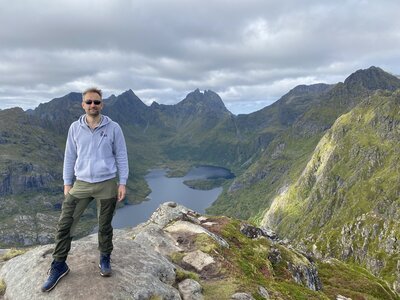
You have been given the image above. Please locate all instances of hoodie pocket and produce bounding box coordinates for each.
[96,157,117,177]
[75,156,91,179]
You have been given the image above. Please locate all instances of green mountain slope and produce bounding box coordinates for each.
[0,108,69,246]
[208,67,400,222]
[262,89,400,293]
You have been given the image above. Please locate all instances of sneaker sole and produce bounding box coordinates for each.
[98,264,112,277]
[42,267,70,292]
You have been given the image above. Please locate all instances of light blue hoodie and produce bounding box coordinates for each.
[63,115,129,185]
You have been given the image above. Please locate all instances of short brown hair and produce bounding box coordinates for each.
[82,87,102,99]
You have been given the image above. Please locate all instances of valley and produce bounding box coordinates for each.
[0,66,399,296]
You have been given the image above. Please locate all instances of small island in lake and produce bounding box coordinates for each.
[183,178,227,190]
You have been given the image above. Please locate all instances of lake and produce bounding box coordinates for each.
[111,166,233,229]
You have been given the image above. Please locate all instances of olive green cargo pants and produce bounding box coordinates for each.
[52,178,118,262]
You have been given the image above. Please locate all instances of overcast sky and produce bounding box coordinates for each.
[1,0,400,114]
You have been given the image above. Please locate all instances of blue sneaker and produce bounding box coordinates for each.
[41,260,70,292]
[99,253,112,277]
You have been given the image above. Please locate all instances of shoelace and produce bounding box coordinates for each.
[46,267,58,280]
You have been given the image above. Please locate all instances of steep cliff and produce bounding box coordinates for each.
[209,66,400,221]
[0,108,67,247]
[262,89,400,293]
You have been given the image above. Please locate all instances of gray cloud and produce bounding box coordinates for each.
[1,0,400,114]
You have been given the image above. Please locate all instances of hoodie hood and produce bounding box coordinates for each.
[78,114,112,129]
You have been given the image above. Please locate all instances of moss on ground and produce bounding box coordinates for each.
[201,278,240,299]
[193,217,399,299]
[169,251,185,265]
[175,268,200,283]
[269,281,329,300]
[0,248,29,261]
[194,233,219,253]
[0,278,5,296]
[216,218,330,299]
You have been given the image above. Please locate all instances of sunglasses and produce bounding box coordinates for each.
[84,100,102,105]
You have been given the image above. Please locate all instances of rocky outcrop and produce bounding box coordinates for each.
[336,295,352,300]
[165,220,229,248]
[0,230,180,300]
[182,250,215,272]
[239,223,277,240]
[240,223,321,291]
[0,163,55,197]
[287,261,321,291]
[178,279,203,300]
[1,202,393,299]
[0,213,57,246]
[231,293,255,300]
[0,202,204,299]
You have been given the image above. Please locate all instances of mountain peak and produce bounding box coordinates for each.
[33,92,83,112]
[150,101,160,107]
[343,66,400,91]
[178,89,231,115]
[192,88,201,94]
[121,89,136,97]
[102,89,150,125]
[114,89,146,106]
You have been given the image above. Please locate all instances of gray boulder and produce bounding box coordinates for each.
[182,250,215,272]
[257,286,270,299]
[0,230,181,300]
[231,292,255,300]
[178,279,203,300]
[165,220,229,248]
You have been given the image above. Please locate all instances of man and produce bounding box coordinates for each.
[42,87,129,292]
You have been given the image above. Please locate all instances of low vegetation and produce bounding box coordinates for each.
[169,216,395,299]
[0,278,6,296]
[265,91,400,291]
[0,248,29,262]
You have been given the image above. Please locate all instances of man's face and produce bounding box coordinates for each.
[82,92,103,116]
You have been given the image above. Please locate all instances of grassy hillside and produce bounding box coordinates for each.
[262,90,400,291]
[208,67,400,222]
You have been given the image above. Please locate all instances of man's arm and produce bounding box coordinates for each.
[63,125,77,194]
[113,124,129,201]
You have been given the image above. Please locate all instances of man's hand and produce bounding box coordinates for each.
[64,185,72,196]
[117,184,126,202]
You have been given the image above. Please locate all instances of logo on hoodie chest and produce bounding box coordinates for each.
[98,130,113,151]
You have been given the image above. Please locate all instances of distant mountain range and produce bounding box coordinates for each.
[0,66,399,294]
